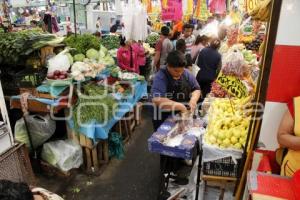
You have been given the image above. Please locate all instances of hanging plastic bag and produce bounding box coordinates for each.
[221,49,247,78]
[41,140,83,172]
[15,115,56,149]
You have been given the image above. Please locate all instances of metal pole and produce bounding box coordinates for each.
[73,0,77,36]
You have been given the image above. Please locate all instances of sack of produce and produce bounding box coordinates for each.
[222,50,248,78]
[41,140,83,172]
[15,115,56,149]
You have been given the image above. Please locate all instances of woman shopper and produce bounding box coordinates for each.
[117,38,139,74]
[191,35,209,62]
[196,38,221,100]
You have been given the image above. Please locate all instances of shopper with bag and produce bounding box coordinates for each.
[191,35,209,62]
[196,38,222,100]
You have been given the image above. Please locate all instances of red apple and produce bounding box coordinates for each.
[54,75,59,80]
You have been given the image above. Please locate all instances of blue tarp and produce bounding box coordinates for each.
[68,81,147,140]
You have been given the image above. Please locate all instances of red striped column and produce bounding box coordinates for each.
[259,0,300,150]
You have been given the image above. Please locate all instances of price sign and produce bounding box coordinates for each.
[216,72,249,98]
[161,0,183,21]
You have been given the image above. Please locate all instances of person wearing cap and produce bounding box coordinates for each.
[153,26,174,70]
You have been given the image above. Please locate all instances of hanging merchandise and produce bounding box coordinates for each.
[187,0,194,15]
[208,0,226,14]
[194,0,211,21]
[161,0,183,21]
[161,0,168,9]
[142,0,153,13]
[123,0,148,41]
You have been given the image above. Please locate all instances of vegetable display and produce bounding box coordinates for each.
[145,32,159,48]
[0,31,59,64]
[101,35,120,50]
[64,34,101,54]
[73,83,118,129]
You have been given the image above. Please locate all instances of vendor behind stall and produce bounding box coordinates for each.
[277,98,300,177]
[151,50,201,130]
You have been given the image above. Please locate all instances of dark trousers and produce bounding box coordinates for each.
[198,80,213,102]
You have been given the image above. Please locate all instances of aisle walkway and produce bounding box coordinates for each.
[58,110,160,200]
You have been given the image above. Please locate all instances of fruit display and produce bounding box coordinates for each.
[242,49,258,65]
[238,34,255,43]
[222,49,248,79]
[245,36,263,51]
[204,97,252,150]
[227,28,239,46]
[211,81,229,98]
[249,0,272,22]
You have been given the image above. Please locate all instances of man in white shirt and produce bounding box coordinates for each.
[180,24,195,56]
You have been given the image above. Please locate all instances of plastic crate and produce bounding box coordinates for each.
[203,157,241,177]
[1,67,46,95]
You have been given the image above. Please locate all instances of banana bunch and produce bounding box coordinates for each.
[249,0,272,22]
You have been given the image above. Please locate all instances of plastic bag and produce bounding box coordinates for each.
[202,140,243,164]
[191,64,200,77]
[41,140,83,172]
[15,115,56,149]
[221,50,247,78]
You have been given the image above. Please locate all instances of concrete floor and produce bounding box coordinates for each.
[36,109,234,200]
[38,109,161,200]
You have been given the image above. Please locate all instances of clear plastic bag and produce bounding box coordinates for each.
[202,140,243,164]
[221,50,247,78]
[41,140,83,172]
[15,115,56,149]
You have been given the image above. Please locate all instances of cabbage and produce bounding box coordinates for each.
[99,55,115,66]
[86,48,99,60]
[66,53,73,65]
[47,53,71,74]
[74,54,85,62]
[100,45,108,55]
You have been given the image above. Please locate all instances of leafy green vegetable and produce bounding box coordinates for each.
[73,83,118,129]
[64,34,100,54]
[73,54,85,62]
[145,33,160,48]
[101,35,120,50]
[86,48,99,60]
[0,31,56,64]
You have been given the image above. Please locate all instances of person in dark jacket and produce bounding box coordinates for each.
[196,38,221,100]
[110,20,121,33]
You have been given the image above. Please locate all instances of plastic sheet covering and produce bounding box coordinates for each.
[202,138,243,164]
[123,0,148,41]
[15,115,56,149]
[41,140,83,172]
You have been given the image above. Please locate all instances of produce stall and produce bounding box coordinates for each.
[0,30,151,175]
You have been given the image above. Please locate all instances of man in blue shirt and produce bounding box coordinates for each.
[151,50,201,130]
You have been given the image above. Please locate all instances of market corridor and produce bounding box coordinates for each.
[44,109,161,200]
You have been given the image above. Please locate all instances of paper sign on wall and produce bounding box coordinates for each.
[216,72,249,98]
[161,0,183,21]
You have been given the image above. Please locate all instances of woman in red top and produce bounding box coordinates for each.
[117,38,139,74]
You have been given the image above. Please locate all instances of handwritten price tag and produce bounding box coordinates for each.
[216,72,249,98]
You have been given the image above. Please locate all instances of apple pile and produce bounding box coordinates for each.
[204,97,251,150]
[47,70,69,80]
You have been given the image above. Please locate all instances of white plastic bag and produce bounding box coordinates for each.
[15,115,56,149]
[202,139,243,164]
[191,64,200,77]
[41,140,83,172]
[47,49,71,74]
